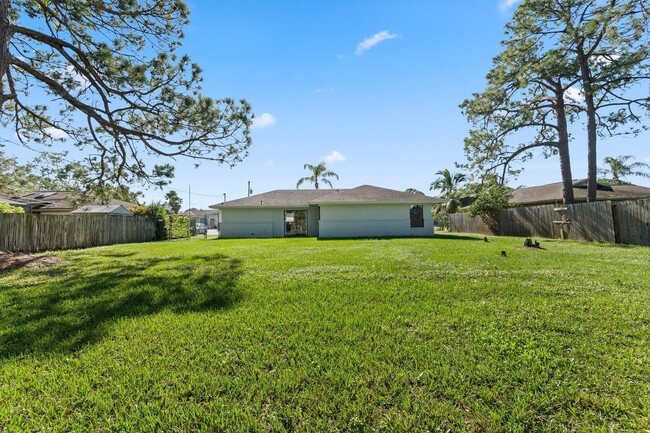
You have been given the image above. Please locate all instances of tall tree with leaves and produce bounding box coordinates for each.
[463,0,650,203]
[598,154,650,185]
[0,0,253,194]
[461,9,580,204]
[0,150,142,202]
[164,190,182,214]
[507,0,650,201]
[296,162,339,189]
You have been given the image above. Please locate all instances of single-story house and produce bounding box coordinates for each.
[211,185,444,239]
[510,180,650,206]
[182,208,221,229]
[71,204,134,216]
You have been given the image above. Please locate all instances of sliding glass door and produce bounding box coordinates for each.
[285,210,308,236]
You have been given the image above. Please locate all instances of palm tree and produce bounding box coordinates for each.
[430,169,467,230]
[430,169,466,209]
[598,155,650,185]
[296,162,339,189]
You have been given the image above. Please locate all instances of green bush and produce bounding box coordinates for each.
[467,183,511,233]
[129,203,189,240]
[0,202,25,213]
[166,215,190,239]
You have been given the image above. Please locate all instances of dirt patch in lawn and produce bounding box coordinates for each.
[0,252,62,272]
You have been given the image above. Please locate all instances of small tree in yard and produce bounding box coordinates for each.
[467,181,512,234]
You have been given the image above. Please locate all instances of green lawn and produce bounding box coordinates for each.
[1,235,649,432]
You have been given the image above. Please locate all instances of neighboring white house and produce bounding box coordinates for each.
[211,185,443,239]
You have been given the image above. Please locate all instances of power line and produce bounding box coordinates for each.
[168,188,223,199]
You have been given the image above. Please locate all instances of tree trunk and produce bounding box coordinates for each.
[577,43,598,202]
[555,85,575,204]
[0,0,13,106]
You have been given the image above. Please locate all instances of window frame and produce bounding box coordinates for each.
[409,204,424,228]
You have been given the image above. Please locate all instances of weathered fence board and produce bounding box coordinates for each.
[613,199,650,246]
[0,214,156,252]
[449,199,649,246]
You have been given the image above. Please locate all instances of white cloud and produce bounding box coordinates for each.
[66,65,89,88]
[44,127,68,139]
[315,88,334,93]
[251,113,276,129]
[323,150,346,164]
[564,87,584,103]
[499,0,521,11]
[355,31,398,56]
[594,54,621,65]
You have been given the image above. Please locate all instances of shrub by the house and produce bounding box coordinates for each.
[0,202,24,213]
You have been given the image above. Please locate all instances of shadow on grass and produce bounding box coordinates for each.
[432,233,484,241]
[0,253,243,359]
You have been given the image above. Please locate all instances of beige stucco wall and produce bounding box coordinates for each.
[318,203,434,238]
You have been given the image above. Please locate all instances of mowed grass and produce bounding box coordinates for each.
[1,235,649,432]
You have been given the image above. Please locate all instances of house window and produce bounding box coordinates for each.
[410,205,424,228]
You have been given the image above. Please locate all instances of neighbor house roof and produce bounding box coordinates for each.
[183,208,221,217]
[510,180,650,206]
[71,204,133,215]
[1,191,138,214]
[0,192,30,208]
[211,185,443,208]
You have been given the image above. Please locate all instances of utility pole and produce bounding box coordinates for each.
[188,185,191,239]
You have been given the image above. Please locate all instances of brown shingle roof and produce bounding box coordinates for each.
[213,189,341,208]
[510,181,650,205]
[311,185,443,204]
[212,185,443,208]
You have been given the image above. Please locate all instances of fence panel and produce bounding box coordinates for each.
[563,201,615,243]
[448,214,491,234]
[448,200,620,244]
[613,199,650,246]
[0,214,156,252]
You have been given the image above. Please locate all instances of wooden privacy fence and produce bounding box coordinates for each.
[0,214,156,252]
[449,199,650,246]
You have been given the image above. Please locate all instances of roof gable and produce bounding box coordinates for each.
[71,204,133,215]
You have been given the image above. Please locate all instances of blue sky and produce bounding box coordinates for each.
[6,0,650,208]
